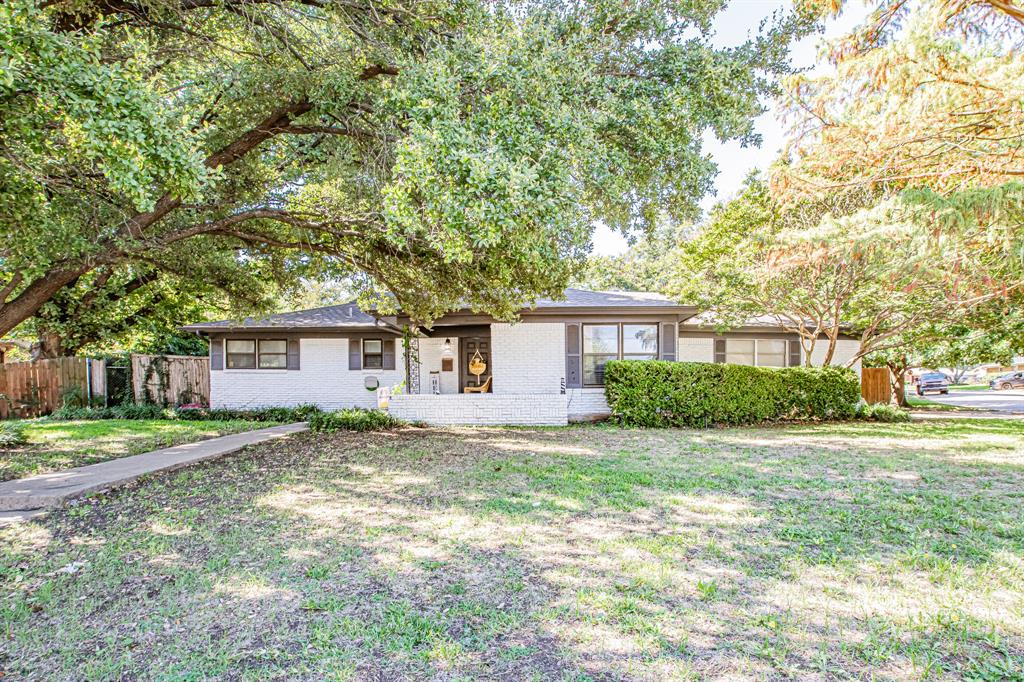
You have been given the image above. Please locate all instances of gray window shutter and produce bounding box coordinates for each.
[713,339,726,363]
[565,323,581,388]
[287,339,300,370]
[659,322,676,361]
[348,338,362,370]
[382,338,396,370]
[788,340,802,367]
[210,337,223,370]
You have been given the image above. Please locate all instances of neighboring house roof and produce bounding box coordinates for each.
[184,288,694,333]
[529,288,681,309]
[681,312,792,330]
[181,301,398,333]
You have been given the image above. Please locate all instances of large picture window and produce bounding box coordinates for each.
[582,323,659,385]
[225,339,288,369]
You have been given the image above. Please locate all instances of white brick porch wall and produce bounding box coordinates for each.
[210,338,404,409]
[491,322,565,394]
[567,388,610,422]
[677,336,715,363]
[389,394,567,426]
[416,337,460,394]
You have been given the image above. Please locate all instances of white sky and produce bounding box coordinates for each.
[591,0,870,256]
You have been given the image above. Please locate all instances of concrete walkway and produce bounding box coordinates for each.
[0,422,308,525]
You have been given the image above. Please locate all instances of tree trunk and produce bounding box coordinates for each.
[887,356,909,407]
[31,332,70,360]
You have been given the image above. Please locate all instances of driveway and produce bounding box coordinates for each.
[916,388,1024,413]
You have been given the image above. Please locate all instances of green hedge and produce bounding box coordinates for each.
[49,403,324,423]
[308,408,403,432]
[603,360,860,427]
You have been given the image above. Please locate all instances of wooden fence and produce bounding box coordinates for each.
[0,357,89,419]
[861,367,892,404]
[0,354,211,418]
[130,354,210,406]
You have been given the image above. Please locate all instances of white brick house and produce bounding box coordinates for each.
[183,289,863,425]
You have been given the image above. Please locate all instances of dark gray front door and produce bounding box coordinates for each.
[461,337,490,390]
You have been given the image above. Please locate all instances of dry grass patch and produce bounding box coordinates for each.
[2,420,1023,680]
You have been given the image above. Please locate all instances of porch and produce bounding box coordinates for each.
[388,393,569,426]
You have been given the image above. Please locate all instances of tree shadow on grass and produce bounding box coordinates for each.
[2,425,1023,679]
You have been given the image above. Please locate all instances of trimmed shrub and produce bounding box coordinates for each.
[50,403,323,423]
[854,401,911,422]
[604,360,860,427]
[0,421,28,447]
[308,408,403,432]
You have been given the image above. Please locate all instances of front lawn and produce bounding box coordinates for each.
[0,419,275,481]
[2,420,1023,679]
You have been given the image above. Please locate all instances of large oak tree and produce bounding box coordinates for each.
[1,0,810,353]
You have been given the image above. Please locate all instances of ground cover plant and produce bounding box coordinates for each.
[2,419,1023,679]
[0,419,273,481]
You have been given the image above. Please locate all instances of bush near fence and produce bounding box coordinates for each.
[604,360,861,427]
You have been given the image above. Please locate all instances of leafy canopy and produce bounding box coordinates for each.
[0,0,811,339]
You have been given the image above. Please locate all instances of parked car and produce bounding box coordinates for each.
[990,371,1024,390]
[916,372,950,396]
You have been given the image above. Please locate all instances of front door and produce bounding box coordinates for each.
[461,337,490,390]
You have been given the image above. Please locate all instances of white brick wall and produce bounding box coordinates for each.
[677,336,715,363]
[210,338,404,409]
[416,337,460,394]
[567,388,610,422]
[389,394,567,425]
[491,322,565,394]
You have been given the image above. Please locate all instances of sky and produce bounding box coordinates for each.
[590,0,871,256]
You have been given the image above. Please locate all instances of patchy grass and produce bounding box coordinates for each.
[2,420,1023,679]
[0,419,275,481]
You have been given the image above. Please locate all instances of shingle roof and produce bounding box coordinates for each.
[181,301,395,332]
[183,288,692,332]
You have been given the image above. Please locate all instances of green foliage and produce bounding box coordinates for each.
[308,408,403,433]
[604,360,859,427]
[49,402,323,423]
[0,0,814,342]
[854,402,911,423]
[0,421,28,447]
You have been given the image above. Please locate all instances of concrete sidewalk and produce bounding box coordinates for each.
[0,422,308,525]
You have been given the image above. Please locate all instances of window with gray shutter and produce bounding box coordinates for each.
[659,322,676,361]
[287,339,300,370]
[565,323,581,388]
[788,339,802,367]
[713,339,726,363]
[348,338,362,370]
[210,337,223,370]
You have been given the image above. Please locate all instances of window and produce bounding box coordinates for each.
[722,339,790,367]
[225,339,288,369]
[725,339,755,365]
[582,323,659,385]
[757,339,787,367]
[623,324,658,359]
[258,339,287,368]
[226,340,256,369]
[362,339,383,369]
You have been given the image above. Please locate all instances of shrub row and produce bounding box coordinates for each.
[604,360,861,427]
[308,408,403,432]
[49,402,321,424]
[48,402,403,431]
